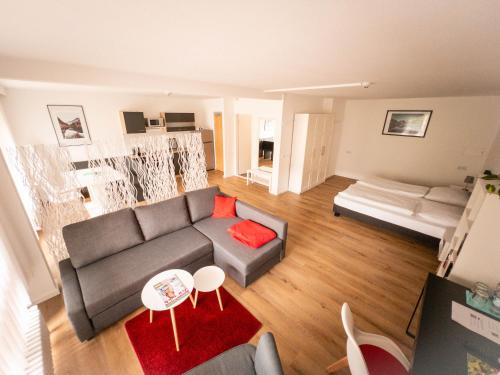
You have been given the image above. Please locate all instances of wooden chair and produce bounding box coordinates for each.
[326,303,410,375]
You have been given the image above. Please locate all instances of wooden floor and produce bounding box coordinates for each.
[258,157,274,168]
[40,171,438,375]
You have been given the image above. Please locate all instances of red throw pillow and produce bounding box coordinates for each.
[228,220,277,249]
[212,195,237,218]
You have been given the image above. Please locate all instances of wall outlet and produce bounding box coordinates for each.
[457,165,468,171]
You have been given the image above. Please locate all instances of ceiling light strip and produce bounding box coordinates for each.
[264,81,371,93]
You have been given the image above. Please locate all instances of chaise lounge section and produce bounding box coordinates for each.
[60,185,287,341]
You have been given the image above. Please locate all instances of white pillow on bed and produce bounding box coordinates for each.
[416,199,464,227]
[424,186,469,207]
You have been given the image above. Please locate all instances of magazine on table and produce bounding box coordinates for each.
[153,274,189,308]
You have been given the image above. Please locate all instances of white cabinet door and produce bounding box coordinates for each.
[302,115,317,191]
[318,115,332,183]
[308,114,327,188]
[291,113,334,194]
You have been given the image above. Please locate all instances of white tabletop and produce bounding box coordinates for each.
[193,266,225,293]
[141,269,194,311]
[66,166,125,189]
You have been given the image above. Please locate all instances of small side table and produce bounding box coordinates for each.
[193,266,226,311]
[141,269,194,352]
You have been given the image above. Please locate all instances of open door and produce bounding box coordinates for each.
[214,113,224,172]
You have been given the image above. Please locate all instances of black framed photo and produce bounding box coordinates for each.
[382,110,432,138]
[47,105,92,146]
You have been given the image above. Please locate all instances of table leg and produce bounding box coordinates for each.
[216,288,223,311]
[193,289,199,309]
[326,356,348,373]
[149,309,153,323]
[170,308,180,352]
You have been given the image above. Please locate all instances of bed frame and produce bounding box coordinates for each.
[333,203,441,249]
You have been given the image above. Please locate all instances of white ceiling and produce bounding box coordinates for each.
[0,0,499,98]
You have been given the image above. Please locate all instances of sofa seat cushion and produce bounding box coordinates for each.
[63,208,144,268]
[76,226,213,318]
[193,217,282,276]
[134,196,192,241]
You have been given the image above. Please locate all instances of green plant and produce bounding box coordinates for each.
[481,170,500,180]
[485,184,496,193]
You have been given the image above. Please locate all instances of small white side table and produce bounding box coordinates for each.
[193,266,226,311]
[141,269,194,352]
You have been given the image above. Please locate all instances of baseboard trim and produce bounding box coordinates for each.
[31,288,60,306]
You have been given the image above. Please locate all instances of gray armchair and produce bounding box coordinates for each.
[184,332,284,375]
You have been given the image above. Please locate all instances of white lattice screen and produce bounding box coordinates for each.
[6,132,208,263]
[176,132,208,192]
[86,141,137,214]
[127,134,178,203]
[7,145,88,261]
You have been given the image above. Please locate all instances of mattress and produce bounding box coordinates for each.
[338,183,418,216]
[334,195,454,239]
[358,176,429,198]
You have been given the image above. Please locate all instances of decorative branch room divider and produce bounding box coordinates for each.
[7,132,208,265]
[8,145,88,261]
[176,132,209,192]
[127,134,178,203]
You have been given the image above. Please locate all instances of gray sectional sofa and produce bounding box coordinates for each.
[60,185,287,341]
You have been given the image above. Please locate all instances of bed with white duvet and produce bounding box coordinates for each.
[333,177,468,246]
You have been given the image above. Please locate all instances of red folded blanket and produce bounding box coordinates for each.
[228,220,277,249]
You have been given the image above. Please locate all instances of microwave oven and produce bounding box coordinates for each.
[147,118,164,127]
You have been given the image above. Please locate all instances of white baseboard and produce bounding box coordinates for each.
[31,288,60,306]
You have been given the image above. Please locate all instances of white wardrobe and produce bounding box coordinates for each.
[289,113,334,194]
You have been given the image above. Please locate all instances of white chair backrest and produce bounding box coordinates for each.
[341,303,370,375]
[341,303,411,375]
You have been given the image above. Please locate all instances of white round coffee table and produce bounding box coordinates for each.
[141,269,194,352]
[193,266,226,311]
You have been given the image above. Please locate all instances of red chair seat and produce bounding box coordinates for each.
[360,344,409,375]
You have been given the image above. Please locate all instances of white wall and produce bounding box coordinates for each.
[0,97,58,304]
[483,124,500,172]
[236,114,252,175]
[330,96,500,186]
[199,98,224,130]
[327,98,346,177]
[222,97,236,177]
[273,93,329,194]
[1,88,217,161]
[220,97,283,179]
[235,98,283,180]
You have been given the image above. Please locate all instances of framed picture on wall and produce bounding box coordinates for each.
[47,105,92,146]
[382,110,432,138]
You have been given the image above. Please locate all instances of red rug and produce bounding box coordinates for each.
[125,287,262,374]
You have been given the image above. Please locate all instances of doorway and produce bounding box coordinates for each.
[213,113,224,172]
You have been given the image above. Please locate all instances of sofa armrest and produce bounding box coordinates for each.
[235,201,288,241]
[59,259,94,341]
[255,332,284,375]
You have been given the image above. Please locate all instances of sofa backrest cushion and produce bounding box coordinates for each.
[134,195,191,241]
[185,185,221,222]
[63,208,144,268]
